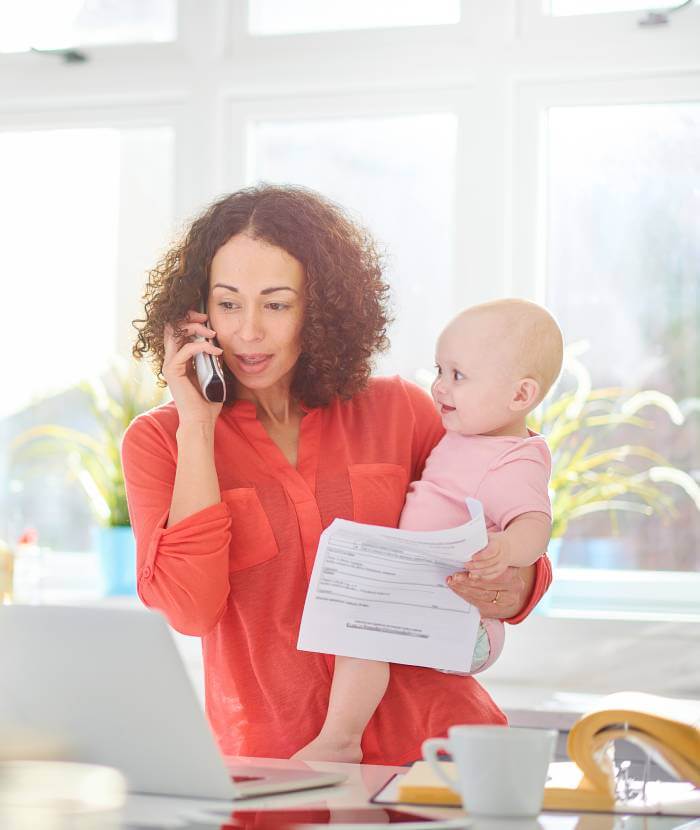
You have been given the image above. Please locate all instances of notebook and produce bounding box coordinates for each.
[0,605,346,800]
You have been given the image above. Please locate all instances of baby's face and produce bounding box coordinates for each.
[432,313,522,436]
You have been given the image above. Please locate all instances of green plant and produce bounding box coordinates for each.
[529,342,700,539]
[12,358,168,528]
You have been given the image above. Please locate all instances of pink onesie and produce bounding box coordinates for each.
[399,429,552,672]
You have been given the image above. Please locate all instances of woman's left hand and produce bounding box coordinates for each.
[447,565,531,619]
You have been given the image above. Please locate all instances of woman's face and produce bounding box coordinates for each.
[207,233,305,399]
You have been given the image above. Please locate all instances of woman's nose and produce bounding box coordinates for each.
[236,310,264,342]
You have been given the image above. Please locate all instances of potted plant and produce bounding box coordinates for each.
[12,358,168,595]
[528,342,700,567]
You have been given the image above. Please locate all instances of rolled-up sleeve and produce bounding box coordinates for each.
[121,413,231,636]
[506,554,553,625]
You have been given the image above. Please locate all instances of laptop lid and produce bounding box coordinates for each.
[0,605,344,800]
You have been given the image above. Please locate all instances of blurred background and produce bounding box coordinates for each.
[0,0,698,695]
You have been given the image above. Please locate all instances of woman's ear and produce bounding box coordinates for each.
[510,377,540,412]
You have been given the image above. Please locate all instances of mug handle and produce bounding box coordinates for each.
[421,738,460,794]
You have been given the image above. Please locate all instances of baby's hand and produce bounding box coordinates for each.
[466,532,510,580]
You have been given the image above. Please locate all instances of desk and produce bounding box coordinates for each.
[113,757,693,830]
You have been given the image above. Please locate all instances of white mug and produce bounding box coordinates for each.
[422,725,557,817]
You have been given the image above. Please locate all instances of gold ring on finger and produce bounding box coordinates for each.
[492,590,500,604]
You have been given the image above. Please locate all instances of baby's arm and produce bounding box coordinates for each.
[466,511,551,581]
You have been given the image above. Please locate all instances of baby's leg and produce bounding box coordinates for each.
[438,619,505,677]
[470,618,505,673]
[292,657,389,762]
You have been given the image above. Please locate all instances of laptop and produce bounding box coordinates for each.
[0,605,346,800]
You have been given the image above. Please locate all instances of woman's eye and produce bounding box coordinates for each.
[219,301,239,311]
[266,302,289,311]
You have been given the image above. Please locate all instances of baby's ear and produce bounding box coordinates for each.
[510,377,539,411]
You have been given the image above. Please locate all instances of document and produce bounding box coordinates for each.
[297,498,488,673]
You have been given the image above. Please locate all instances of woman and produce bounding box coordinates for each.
[123,184,551,765]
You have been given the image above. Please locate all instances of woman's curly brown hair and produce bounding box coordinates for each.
[133,184,392,407]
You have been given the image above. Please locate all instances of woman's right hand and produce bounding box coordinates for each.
[163,309,225,425]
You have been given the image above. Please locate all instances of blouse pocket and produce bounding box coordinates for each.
[348,463,409,528]
[221,487,279,572]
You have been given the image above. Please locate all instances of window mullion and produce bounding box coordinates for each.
[173,0,229,222]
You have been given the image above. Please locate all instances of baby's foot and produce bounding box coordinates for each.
[291,733,363,763]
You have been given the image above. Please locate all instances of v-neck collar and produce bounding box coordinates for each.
[227,398,317,419]
[226,398,322,498]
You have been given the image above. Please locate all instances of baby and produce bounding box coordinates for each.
[293,298,564,762]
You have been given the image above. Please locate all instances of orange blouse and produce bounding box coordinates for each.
[122,376,551,765]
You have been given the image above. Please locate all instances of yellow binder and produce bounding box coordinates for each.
[397,692,700,813]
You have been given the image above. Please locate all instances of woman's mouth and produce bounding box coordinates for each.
[234,353,273,375]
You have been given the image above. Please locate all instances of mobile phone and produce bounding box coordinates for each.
[193,299,226,403]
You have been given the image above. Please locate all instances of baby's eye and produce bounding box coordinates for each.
[453,369,465,381]
[434,364,442,376]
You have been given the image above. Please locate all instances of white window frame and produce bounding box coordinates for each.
[510,72,700,302]
[0,102,178,358]
[518,0,700,39]
[509,71,700,621]
[223,88,474,308]
[1,2,699,677]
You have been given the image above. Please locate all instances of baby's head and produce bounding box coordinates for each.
[432,299,563,436]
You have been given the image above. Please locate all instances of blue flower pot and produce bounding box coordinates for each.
[96,525,137,596]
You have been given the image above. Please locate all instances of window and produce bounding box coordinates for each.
[2,1,699,632]
[549,0,698,16]
[0,0,176,52]
[545,103,700,574]
[249,113,458,379]
[247,0,460,36]
[1,125,174,552]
